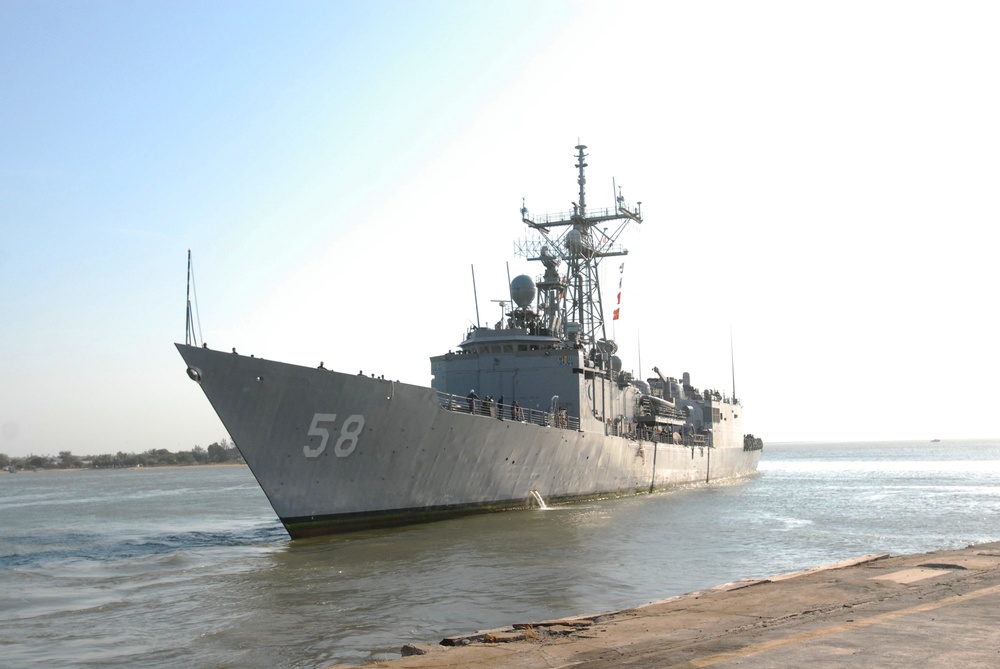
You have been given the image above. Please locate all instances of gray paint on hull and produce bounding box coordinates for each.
[178,345,760,532]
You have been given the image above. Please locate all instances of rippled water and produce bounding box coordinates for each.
[2,439,998,668]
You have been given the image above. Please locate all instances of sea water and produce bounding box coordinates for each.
[2,439,998,668]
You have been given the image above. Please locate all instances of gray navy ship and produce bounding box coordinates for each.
[177,145,763,538]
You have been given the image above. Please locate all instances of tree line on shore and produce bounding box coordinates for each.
[0,439,243,471]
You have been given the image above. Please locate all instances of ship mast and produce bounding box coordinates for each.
[185,249,201,347]
[518,145,642,358]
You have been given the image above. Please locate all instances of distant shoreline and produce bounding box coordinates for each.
[1,462,247,474]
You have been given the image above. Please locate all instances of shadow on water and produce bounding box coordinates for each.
[1,523,286,570]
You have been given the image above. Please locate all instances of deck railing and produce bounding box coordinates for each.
[436,391,580,431]
[628,424,712,448]
[435,391,717,445]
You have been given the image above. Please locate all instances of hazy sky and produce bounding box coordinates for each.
[2,1,998,458]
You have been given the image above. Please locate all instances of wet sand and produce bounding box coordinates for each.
[326,542,1000,668]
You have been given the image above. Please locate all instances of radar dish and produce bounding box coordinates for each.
[510,275,536,309]
[596,338,618,355]
[565,229,583,255]
[540,245,560,269]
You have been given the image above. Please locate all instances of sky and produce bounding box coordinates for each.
[2,1,998,458]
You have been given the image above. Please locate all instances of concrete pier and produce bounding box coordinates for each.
[326,542,1000,668]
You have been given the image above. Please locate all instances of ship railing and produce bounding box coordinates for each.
[436,391,579,431]
[529,205,624,227]
[636,401,686,422]
[631,425,713,448]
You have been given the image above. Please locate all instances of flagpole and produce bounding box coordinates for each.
[637,330,642,383]
[730,326,737,403]
[471,265,480,328]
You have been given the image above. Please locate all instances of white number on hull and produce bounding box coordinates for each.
[303,413,366,458]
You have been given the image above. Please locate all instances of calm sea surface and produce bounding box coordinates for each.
[2,439,999,668]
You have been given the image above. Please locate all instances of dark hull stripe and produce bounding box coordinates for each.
[280,476,756,538]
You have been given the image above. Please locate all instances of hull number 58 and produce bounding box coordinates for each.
[303,413,366,458]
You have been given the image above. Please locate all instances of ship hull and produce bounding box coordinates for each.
[178,344,761,538]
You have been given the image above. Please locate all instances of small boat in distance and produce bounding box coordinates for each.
[177,145,762,538]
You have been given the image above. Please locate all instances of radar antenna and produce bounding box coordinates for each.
[517,145,642,350]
